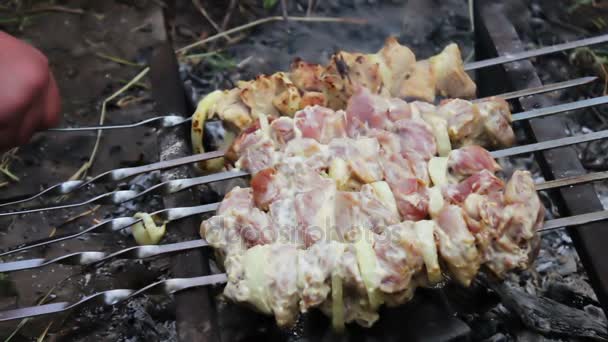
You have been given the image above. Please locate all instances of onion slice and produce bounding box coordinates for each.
[131,212,166,245]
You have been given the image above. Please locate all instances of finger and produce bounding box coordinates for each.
[41,71,61,129]
[16,95,46,146]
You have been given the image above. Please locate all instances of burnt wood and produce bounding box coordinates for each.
[475,1,608,318]
[150,40,220,341]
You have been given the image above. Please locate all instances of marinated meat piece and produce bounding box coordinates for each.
[202,188,275,253]
[380,153,416,185]
[374,222,425,293]
[476,97,516,147]
[270,116,296,145]
[217,186,254,215]
[294,105,347,143]
[251,168,288,210]
[334,182,400,239]
[298,242,348,311]
[295,178,337,246]
[437,98,483,146]
[429,43,476,99]
[345,87,414,136]
[393,118,437,161]
[269,198,302,245]
[390,178,429,221]
[435,205,481,286]
[487,170,543,275]
[401,149,431,184]
[235,137,278,174]
[448,145,501,180]
[366,129,402,155]
[223,244,299,327]
[443,170,505,204]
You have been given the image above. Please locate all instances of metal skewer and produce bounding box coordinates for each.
[0,170,246,217]
[0,273,228,322]
[0,240,208,273]
[47,115,191,132]
[0,150,225,208]
[44,77,597,132]
[2,205,608,322]
[464,33,608,71]
[2,166,607,263]
[0,202,219,257]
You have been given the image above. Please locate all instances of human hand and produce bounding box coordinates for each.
[0,31,61,151]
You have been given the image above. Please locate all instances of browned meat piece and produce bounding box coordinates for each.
[429,43,476,99]
[476,96,516,147]
[399,60,436,103]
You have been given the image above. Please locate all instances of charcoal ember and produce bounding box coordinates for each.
[203,119,237,152]
[492,283,608,340]
[113,171,163,218]
[483,332,510,342]
[544,282,599,309]
[582,139,608,171]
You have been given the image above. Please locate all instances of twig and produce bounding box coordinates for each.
[36,321,53,342]
[0,167,19,182]
[601,63,608,95]
[221,0,238,31]
[177,15,368,54]
[4,282,61,342]
[118,79,150,90]
[0,181,8,188]
[95,52,145,67]
[68,67,150,181]
[26,5,84,15]
[306,0,314,16]
[192,0,223,35]
[468,0,474,32]
[280,0,289,22]
[58,205,102,229]
[0,148,20,182]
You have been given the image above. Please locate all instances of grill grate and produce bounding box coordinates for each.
[475,1,608,319]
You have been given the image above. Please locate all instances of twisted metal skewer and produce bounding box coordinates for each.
[0,273,228,322]
[0,170,246,217]
[0,202,219,257]
[0,150,224,208]
[0,239,208,273]
[4,166,608,266]
[3,207,608,322]
[47,115,191,132]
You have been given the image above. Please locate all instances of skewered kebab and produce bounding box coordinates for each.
[191,37,478,170]
[201,144,542,329]
[197,90,544,329]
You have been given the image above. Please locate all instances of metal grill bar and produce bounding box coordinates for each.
[464,33,608,71]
